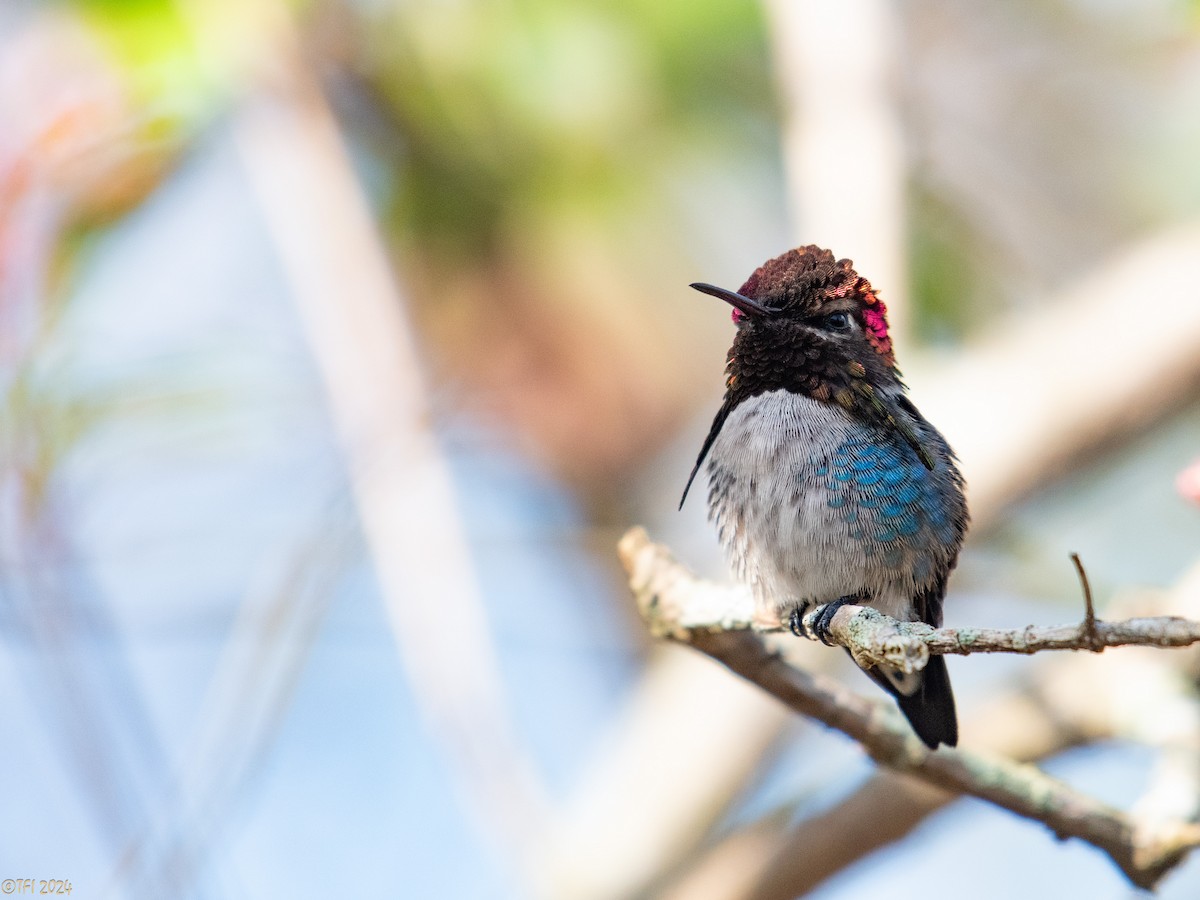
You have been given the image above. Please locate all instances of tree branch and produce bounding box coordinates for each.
[619,527,1200,891]
[625,527,1200,673]
[722,561,1200,900]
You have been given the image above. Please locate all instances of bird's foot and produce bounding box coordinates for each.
[811,593,867,647]
[787,602,813,639]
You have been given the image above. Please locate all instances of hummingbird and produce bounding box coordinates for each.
[681,245,968,748]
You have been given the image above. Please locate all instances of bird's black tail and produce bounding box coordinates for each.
[863,654,958,749]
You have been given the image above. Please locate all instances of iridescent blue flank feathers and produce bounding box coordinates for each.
[686,246,969,748]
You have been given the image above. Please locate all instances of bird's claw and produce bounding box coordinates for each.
[811,594,864,646]
[810,602,841,646]
[787,603,810,638]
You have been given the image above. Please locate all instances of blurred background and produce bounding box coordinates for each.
[2,0,1200,897]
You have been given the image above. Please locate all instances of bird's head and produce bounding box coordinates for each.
[691,245,898,401]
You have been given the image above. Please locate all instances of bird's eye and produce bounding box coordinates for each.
[825,311,852,332]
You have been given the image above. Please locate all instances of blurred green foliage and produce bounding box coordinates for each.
[68,0,204,112]
[909,189,979,344]
[356,0,775,266]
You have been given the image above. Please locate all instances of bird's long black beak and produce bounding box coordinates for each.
[689,282,774,318]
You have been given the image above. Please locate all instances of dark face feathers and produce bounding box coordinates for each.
[681,245,933,509]
[690,246,901,413]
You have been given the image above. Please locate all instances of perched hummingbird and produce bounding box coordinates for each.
[681,245,969,748]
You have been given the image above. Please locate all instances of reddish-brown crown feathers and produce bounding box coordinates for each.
[737,245,894,364]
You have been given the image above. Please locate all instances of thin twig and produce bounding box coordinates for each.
[1072,552,1104,652]
[618,528,1200,890]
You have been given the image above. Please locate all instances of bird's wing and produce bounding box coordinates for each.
[680,394,736,509]
[836,378,936,471]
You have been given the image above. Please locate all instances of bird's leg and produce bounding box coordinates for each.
[810,592,869,646]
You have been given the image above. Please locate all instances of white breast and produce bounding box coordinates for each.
[705,390,934,621]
